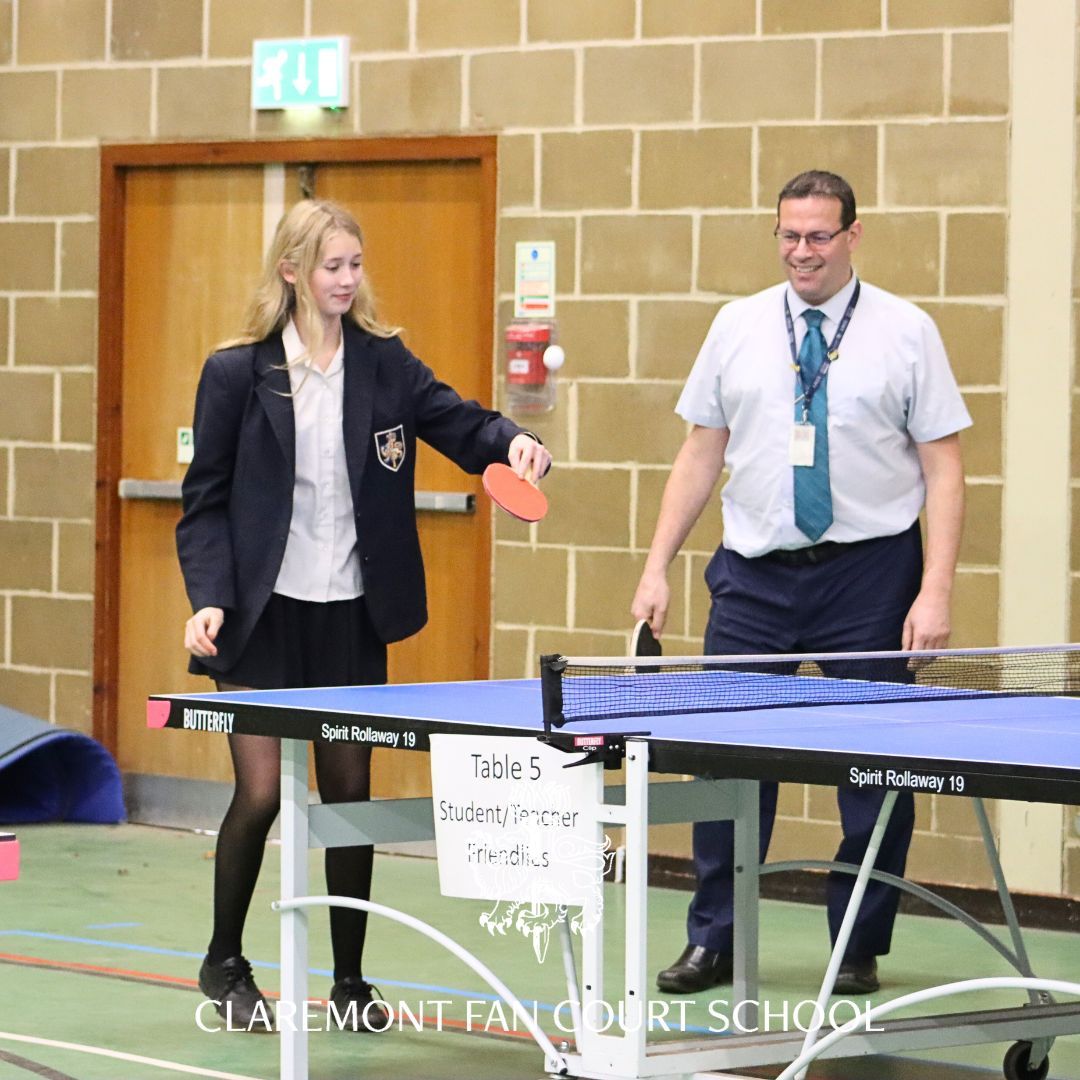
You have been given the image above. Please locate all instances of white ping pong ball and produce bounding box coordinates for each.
[543,344,565,371]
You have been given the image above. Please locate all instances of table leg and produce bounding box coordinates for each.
[623,741,649,1070]
[732,779,761,1030]
[280,737,309,1080]
[577,757,608,1066]
[558,917,583,1041]
[794,788,898,1080]
[973,797,1053,1066]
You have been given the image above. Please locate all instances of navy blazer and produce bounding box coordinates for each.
[176,319,524,674]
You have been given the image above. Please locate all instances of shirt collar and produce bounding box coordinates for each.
[785,271,859,327]
[282,318,345,376]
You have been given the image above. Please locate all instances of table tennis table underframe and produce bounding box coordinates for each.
[271,734,1080,1080]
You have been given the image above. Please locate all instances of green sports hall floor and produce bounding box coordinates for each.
[0,824,1076,1080]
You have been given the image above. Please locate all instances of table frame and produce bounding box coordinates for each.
[271,734,1080,1080]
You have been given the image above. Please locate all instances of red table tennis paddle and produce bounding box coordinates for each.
[482,462,548,522]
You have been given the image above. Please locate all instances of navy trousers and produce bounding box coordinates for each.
[687,523,922,960]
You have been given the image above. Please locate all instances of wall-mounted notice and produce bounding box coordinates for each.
[514,242,556,319]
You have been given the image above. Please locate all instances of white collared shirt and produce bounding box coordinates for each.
[273,320,364,601]
[676,275,972,557]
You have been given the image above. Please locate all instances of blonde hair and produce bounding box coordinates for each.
[217,199,400,359]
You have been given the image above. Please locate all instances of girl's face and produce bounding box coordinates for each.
[301,229,364,323]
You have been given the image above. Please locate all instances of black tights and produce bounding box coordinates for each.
[207,725,374,983]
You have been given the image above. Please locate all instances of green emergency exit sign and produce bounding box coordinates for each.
[251,37,349,110]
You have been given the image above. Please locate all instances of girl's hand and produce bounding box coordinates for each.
[185,607,225,657]
[508,433,552,482]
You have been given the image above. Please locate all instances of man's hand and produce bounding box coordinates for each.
[902,588,950,652]
[908,433,963,654]
[508,433,552,482]
[631,570,671,638]
[629,425,729,641]
[185,606,225,657]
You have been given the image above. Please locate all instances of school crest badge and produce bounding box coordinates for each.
[374,425,406,472]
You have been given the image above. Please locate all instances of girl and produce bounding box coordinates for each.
[177,199,550,1032]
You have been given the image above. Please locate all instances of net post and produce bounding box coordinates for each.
[540,654,567,731]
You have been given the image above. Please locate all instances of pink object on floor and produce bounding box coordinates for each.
[0,833,19,882]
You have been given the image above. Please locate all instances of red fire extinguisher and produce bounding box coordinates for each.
[504,319,563,415]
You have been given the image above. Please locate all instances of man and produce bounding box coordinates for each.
[631,170,969,996]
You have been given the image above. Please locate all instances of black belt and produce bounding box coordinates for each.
[759,538,876,566]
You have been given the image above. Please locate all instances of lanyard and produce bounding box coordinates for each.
[784,280,861,420]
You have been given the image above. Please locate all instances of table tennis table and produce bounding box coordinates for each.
[149,646,1080,1080]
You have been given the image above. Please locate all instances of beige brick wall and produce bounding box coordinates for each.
[0,0,101,731]
[0,0,1068,894]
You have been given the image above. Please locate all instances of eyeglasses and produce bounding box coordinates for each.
[774,226,848,249]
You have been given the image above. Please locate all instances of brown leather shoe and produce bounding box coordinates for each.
[656,945,733,994]
[833,956,879,995]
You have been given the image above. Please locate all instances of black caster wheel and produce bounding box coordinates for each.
[1003,1041,1049,1080]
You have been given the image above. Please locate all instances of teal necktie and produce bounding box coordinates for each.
[793,309,833,542]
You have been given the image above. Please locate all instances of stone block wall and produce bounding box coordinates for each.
[0,0,1073,892]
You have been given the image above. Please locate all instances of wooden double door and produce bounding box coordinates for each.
[96,139,498,801]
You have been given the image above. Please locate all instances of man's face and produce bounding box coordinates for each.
[777,196,862,305]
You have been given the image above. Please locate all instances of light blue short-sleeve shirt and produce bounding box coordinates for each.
[676,276,972,558]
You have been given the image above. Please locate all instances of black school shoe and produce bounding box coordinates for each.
[329,977,391,1033]
[198,955,275,1032]
[833,955,880,995]
[656,945,734,994]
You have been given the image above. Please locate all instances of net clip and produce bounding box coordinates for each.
[540,730,650,770]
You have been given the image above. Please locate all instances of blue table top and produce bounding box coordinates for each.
[155,676,1080,787]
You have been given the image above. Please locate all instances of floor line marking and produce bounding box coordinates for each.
[0,951,205,988]
[0,1045,78,1080]
[0,1032,265,1080]
[0,931,556,1010]
[0,931,207,961]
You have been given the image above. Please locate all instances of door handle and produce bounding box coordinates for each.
[118,479,182,500]
[413,491,475,514]
[118,479,475,514]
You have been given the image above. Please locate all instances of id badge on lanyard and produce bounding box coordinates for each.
[789,422,815,466]
[785,281,861,468]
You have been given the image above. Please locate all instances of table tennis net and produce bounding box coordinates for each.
[539,646,1080,729]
